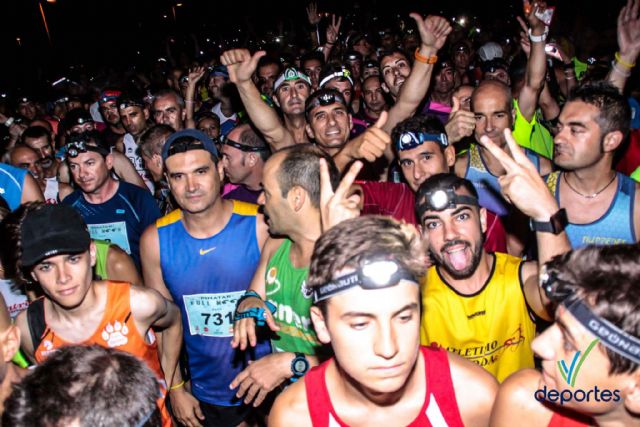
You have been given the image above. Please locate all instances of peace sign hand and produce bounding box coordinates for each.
[479,129,558,221]
[319,158,363,232]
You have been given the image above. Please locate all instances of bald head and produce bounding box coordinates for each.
[471,80,513,113]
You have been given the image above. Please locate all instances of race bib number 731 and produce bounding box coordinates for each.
[183,292,244,337]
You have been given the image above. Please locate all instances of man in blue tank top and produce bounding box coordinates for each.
[140,129,271,427]
[546,81,640,247]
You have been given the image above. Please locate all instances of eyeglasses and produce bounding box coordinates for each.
[313,259,418,303]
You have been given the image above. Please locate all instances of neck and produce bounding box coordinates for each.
[439,251,493,295]
[430,91,452,105]
[181,198,232,238]
[83,178,119,204]
[244,168,264,191]
[364,106,383,119]
[564,163,617,195]
[287,217,322,268]
[478,144,508,176]
[284,113,307,129]
[592,405,640,427]
[220,98,233,115]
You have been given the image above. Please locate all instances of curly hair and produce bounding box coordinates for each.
[544,243,640,375]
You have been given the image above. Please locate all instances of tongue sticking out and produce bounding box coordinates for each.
[446,248,469,271]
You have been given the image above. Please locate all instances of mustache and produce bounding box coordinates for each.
[441,239,470,253]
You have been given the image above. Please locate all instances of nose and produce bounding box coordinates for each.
[185,174,197,193]
[442,220,460,242]
[392,67,400,76]
[531,324,558,361]
[56,263,71,285]
[374,322,399,360]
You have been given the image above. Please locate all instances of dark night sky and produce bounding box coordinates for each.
[0,0,625,91]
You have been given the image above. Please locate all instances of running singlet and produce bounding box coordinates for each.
[0,279,28,319]
[63,181,161,270]
[0,163,27,211]
[44,178,59,204]
[420,253,536,382]
[465,143,541,217]
[265,239,320,355]
[32,281,170,426]
[546,171,636,247]
[305,346,464,427]
[157,201,271,406]
[123,133,155,192]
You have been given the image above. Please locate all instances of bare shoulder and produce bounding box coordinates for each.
[453,153,469,178]
[269,378,312,427]
[489,369,553,427]
[448,352,498,427]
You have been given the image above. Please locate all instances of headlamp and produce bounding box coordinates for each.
[64,139,109,159]
[221,135,269,153]
[313,259,418,303]
[273,68,311,92]
[396,131,448,152]
[416,187,479,219]
[319,67,354,88]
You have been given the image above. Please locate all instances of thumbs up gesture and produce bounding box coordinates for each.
[221,49,266,85]
[445,96,476,144]
[341,111,392,163]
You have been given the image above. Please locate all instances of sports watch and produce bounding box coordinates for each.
[530,208,568,235]
[290,353,310,382]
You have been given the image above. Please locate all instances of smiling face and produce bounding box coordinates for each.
[312,279,421,395]
[472,83,513,148]
[381,53,411,98]
[420,188,487,280]
[306,103,352,153]
[398,142,455,192]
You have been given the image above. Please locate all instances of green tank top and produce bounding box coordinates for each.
[93,239,110,280]
[265,239,319,355]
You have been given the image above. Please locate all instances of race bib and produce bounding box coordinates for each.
[88,221,131,254]
[183,291,244,337]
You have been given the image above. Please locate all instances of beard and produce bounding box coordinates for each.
[432,237,484,280]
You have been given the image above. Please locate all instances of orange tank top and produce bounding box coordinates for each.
[33,281,171,426]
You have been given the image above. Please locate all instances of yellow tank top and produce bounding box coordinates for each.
[420,252,536,382]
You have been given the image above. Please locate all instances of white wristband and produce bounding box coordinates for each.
[4,117,14,127]
[528,27,549,43]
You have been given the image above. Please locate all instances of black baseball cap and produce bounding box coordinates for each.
[21,204,91,268]
[161,129,219,163]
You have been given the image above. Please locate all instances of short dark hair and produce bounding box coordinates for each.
[379,49,410,65]
[567,81,631,139]
[415,173,479,218]
[544,244,640,375]
[308,216,428,311]
[140,124,174,157]
[2,345,162,427]
[238,124,271,162]
[301,51,325,67]
[391,114,447,154]
[21,125,51,144]
[257,56,282,73]
[275,144,340,208]
[319,62,354,88]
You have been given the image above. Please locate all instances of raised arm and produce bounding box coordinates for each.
[221,49,296,150]
[516,5,548,122]
[608,0,640,94]
[185,66,207,129]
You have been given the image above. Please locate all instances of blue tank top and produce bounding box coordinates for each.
[0,163,27,211]
[546,171,636,248]
[465,143,540,216]
[157,200,271,406]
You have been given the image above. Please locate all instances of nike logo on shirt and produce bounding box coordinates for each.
[199,247,216,255]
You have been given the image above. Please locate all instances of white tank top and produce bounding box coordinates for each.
[44,177,59,204]
[123,133,155,192]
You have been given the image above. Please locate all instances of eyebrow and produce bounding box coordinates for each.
[340,303,418,319]
[561,120,588,129]
[422,206,473,221]
[556,318,578,344]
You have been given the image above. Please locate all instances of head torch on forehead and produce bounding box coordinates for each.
[99,90,122,104]
[396,131,448,152]
[313,259,418,303]
[118,99,145,110]
[65,139,109,159]
[305,91,347,115]
[417,187,479,219]
[539,264,640,365]
[273,68,311,92]
[319,68,354,88]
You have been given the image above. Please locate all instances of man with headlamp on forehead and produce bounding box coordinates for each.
[269,215,498,426]
[417,129,572,382]
[492,243,640,427]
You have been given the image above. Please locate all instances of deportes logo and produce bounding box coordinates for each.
[535,338,621,404]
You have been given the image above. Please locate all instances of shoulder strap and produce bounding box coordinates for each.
[305,362,332,427]
[27,298,46,350]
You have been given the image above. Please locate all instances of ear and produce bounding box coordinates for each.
[602,130,624,153]
[623,370,640,413]
[143,108,150,121]
[104,153,115,170]
[444,145,456,167]
[306,123,316,140]
[217,159,225,182]
[246,153,258,167]
[479,207,487,234]
[0,325,20,363]
[310,306,331,344]
[381,81,390,94]
[288,186,307,212]
[152,153,163,170]
[89,241,97,268]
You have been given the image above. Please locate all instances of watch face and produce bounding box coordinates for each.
[294,359,308,373]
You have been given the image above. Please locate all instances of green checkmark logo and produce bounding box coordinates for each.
[557,338,599,387]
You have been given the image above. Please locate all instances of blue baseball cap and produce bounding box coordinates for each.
[161,129,219,163]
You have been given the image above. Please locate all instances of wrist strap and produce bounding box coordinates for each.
[414,48,438,64]
[169,380,185,391]
[615,51,636,69]
[234,301,277,326]
[528,27,549,43]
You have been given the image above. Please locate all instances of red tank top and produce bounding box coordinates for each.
[548,412,592,427]
[33,281,171,426]
[305,346,465,427]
